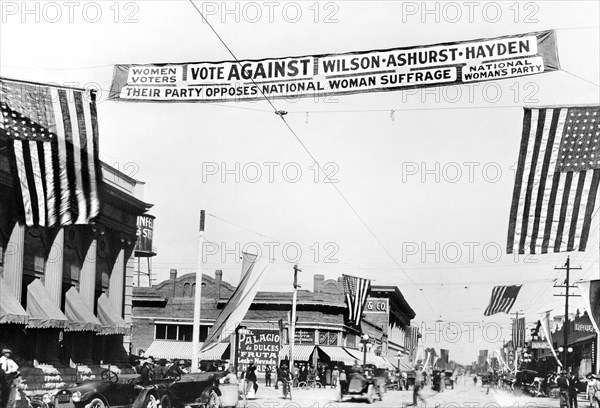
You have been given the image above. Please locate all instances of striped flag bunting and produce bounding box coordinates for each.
[507,106,600,254]
[342,274,371,326]
[0,78,102,227]
[484,285,522,316]
[512,317,526,348]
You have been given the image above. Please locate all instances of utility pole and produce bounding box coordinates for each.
[554,256,582,371]
[191,210,206,373]
[289,265,301,372]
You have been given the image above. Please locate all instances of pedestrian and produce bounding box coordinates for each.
[588,374,600,408]
[339,369,347,390]
[1,349,19,408]
[265,365,272,387]
[557,371,570,408]
[473,375,478,386]
[244,360,258,397]
[570,373,581,408]
[154,359,167,380]
[300,364,308,383]
[220,366,238,385]
[140,361,153,386]
[411,366,425,406]
[292,364,299,388]
[332,366,339,388]
[325,366,332,387]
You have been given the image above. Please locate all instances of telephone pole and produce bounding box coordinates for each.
[554,256,582,371]
[289,265,301,372]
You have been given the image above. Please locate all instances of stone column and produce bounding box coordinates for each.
[44,228,64,306]
[79,238,97,309]
[109,247,124,315]
[3,222,25,301]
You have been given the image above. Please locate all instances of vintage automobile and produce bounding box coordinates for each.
[338,367,384,404]
[443,370,454,390]
[53,369,226,408]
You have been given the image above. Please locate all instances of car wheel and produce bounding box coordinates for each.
[143,394,159,408]
[207,390,219,408]
[88,398,106,408]
[160,395,171,408]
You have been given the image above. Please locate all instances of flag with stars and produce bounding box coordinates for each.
[507,106,600,254]
[342,274,371,326]
[0,78,101,227]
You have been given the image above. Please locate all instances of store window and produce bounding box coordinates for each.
[319,330,339,346]
[23,227,49,278]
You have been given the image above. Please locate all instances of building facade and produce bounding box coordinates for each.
[132,270,418,378]
[0,139,152,395]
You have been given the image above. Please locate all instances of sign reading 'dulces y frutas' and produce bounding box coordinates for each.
[109,30,559,103]
[237,329,280,374]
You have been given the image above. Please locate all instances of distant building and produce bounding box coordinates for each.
[132,270,419,376]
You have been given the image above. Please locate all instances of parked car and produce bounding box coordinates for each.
[53,369,225,408]
[338,366,384,404]
[443,370,454,389]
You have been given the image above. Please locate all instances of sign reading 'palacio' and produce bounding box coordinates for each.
[109,30,559,103]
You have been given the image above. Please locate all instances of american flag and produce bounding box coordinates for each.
[484,285,521,316]
[512,317,526,348]
[0,78,101,227]
[342,274,371,326]
[507,106,600,254]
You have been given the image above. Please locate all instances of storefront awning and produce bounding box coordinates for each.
[145,340,192,360]
[97,293,128,335]
[0,277,28,324]
[64,287,101,332]
[279,345,315,361]
[26,279,68,329]
[200,343,230,360]
[317,346,356,365]
[343,348,392,368]
[144,341,229,360]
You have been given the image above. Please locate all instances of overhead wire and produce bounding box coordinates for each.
[186,0,440,315]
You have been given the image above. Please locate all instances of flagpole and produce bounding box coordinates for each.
[191,210,205,373]
[290,265,301,373]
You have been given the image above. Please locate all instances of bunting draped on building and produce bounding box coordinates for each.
[0,78,102,227]
[577,280,600,372]
[507,105,600,254]
[342,274,371,326]
[484,285,522,316]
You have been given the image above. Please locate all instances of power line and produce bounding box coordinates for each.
[186,0,439,315]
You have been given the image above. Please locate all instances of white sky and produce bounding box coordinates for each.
[1,0,599,364]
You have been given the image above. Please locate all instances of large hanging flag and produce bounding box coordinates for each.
[0,78,102,227]
[484,285,522,316]
[539,310,562,367]
[200,252,269,351]
[342,274,371,326]
[439,349,449,369]
[507,105,600,254]
[512,317,526,348]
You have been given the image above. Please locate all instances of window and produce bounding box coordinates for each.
[319,330,339,346]
[183,283,190,297]
[155,324,209,341]
[24,227,48,277]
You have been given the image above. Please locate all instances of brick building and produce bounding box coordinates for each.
[0,139,153,396]
[132,269,419,377]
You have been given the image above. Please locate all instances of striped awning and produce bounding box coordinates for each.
[144,341,230,360]
[64,287,101,332]
[279,345,315,361]
[343,348,392,368]
[97,293,128,335]
[26,279,68,328]
[317,346,356,365]
[0,277,28,324]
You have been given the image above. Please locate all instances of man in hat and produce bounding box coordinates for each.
[0,350,18,375]
[557,370,571,408]
[410,365,426,406]
[587,374,599,408]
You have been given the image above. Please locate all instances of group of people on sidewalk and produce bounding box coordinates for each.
[557,371,600,408]
[0,349,24,408]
